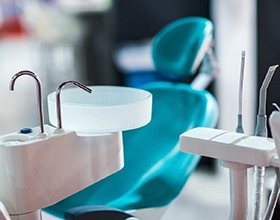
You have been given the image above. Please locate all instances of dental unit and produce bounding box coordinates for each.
[180,58,280,220]
[0,70,152,220]
[2,24,277,220]
[0,16,219,220]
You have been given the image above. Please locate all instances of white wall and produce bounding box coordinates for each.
[211,0,257,134]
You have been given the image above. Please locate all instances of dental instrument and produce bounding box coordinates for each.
[56,80,92,129]
[253,65,278,220]
[9,70,45,135]
[254,65,278,137]
[235,50,246,134]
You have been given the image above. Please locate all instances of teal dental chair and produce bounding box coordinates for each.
[44,17,219,220]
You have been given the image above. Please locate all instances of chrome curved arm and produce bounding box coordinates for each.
[56,81,92,129]
[10,70,45,134]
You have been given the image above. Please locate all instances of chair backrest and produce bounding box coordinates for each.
[44,81,218,218]
[119,17,214,89]
[44,16,218,219]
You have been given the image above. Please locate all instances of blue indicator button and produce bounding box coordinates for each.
[20,128,33,134]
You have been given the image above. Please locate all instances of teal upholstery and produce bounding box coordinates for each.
[44,16,218,219]
[44,81,218,218]
[152,17,213,77]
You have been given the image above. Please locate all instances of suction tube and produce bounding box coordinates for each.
[253,166,265,220]
[252,65,278,220]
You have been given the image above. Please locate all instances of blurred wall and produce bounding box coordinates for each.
[81,0,211,85]
[257,1,280,137]
[114,0,210,42]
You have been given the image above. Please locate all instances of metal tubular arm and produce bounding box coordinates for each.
[56,81,92,129]
[10,70,45,134]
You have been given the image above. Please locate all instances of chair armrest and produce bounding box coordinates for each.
[65,206,138,220]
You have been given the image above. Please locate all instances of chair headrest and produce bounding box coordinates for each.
[152,17,213,78]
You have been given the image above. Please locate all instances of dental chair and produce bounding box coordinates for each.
[44,17,219,220]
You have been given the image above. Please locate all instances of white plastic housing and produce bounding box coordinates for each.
[180,127,277,166]
[0,125,124,215]
[270,111,280,158]
[48,86,152,133]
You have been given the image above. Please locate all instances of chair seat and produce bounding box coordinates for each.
[44,81,218,218]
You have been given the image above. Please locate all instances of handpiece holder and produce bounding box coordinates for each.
[180,127,277,167]
[180,127,279,220]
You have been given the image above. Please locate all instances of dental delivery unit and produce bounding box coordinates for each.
[181,52,280,220]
